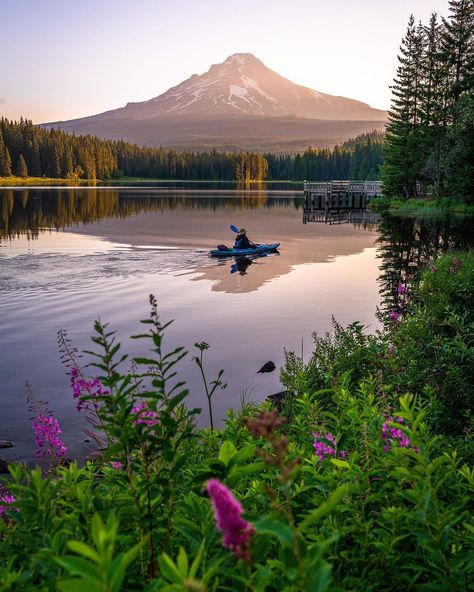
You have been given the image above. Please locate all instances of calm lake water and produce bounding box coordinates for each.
[1,186,472,462]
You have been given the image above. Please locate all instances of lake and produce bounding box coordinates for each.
[1,185,472,463]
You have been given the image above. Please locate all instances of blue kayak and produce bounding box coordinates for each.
[209,243,280,257]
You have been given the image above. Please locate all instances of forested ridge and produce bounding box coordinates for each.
[382,0,473,200]
[0,117,383,182]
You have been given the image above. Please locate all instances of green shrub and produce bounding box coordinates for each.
[0,252,473,591]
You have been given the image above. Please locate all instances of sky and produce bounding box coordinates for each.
[0,0,452,123]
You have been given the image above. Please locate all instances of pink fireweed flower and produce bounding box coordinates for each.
[131,401,159,426]
[70,368,108,412]
[397,283,409,295]
[389,311,402,322]
[381,417,416,452]
[0,494,17,517]
[313,432,345,463]
[111,461,123,470]
[32,415,67,461]
[430,265,438,273]
[206,479,255,562]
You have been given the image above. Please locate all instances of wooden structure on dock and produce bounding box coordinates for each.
[303,207,380,226]
[303,180,383,209]
[303,180,382,226]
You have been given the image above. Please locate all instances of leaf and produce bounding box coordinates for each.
[67,541,101,563]
[227,462,266,486]
[253,517,294,547]
[329,459,350,469]
[308,560,332,592]
[189,542,204,580]
[218,441,237,466]
[227,444,256,468]
[300,484,349,529]
[109,544,141,592]
[55,557,100,580]
[58,578,101,592]
[176,547,189,578]
[158,553,182,584]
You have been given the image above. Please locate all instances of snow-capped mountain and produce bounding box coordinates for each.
[115,53,385,120]
[45,53,386,151]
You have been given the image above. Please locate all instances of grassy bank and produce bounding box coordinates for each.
[0,252,472,591]
[370,196,474,216]
[0,176,304,187]
[0,176,92,187]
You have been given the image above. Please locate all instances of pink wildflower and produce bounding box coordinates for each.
[70,368,108,412]
[381,417,416,452]
[397,283,409,295]
[111,461,123,470]
[32,415,67,461]
[0,494,17,517]
[389,311,402,322]
[206,479,254,562]
[131,402,158,426]
[430,265,437,273]
[453,257,461,269]
[313,432,345,463]
[449,266,455,275]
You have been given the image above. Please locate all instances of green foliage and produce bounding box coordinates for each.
[0,117,384,183]
[382,3,473,201]
[281,251,473,440]
[56,513,141,592]
[0,254,473,590]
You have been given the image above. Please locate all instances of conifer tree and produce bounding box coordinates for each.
[441,0,474,109]
[0,130,12,176]
[15,154,28,178]
[382,16,425,197]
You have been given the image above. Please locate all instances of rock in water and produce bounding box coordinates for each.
[257,361,276,374]
[0,440,14,449]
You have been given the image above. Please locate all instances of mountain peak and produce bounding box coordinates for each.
[45,54,387,150]
[134,53,385,120]
[223,52,260,65]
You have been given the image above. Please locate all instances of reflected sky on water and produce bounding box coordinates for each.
[0,187,472,462]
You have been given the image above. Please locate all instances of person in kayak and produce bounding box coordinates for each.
[234,228,256,250]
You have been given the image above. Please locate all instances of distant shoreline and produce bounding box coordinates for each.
[0,176,304,188]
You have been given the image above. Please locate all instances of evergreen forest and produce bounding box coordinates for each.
[382,0,473,200]
[0,117,383,183]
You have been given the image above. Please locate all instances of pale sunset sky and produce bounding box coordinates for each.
[1,0,451,122]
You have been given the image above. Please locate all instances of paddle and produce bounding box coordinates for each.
[230,224,239,234]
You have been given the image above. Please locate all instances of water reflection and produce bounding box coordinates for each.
[0,188,304,241]
[2,187,473,462]
[377,213,474,310]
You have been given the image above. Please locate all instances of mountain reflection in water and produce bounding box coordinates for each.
[0,187,472,462]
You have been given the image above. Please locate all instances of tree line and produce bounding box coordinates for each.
[382,0,473,200]
[0,116,383,182]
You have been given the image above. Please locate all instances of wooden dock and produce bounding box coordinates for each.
[303,179,382,225]
[303,207,380,226]
[303,180,383,209]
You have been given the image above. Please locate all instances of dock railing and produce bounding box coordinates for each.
[303,180,383,198]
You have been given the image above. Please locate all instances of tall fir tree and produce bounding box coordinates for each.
[382,16,425,197]
[15,154,28,178]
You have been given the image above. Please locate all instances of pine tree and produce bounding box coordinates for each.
[441,0,474,109]
[0,130,12,176]
[382,16,425,197]
[15,154,28,178]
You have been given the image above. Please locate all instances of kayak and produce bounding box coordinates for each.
[209,243,280,257]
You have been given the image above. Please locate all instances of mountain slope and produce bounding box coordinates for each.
[45,53,387,151]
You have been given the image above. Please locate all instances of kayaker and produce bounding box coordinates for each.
[234,228,256,250]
